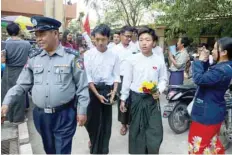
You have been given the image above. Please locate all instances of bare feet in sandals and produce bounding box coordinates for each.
[88,140,91,149]
[120,125,128,135]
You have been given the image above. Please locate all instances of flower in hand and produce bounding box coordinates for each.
[139,81,159,99]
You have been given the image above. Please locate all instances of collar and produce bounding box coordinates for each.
[119,43,131,49]
[40,44,64,57]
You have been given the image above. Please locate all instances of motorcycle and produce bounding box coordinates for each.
[163,84,232,150]
[219,90,232,150]
[163,85,196,134]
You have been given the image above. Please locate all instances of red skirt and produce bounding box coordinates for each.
[188,121,225,154]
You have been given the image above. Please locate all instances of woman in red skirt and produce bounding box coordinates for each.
[189,37,232,154]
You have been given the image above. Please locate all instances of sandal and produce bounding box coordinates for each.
[120,126,128,135]
[88,140,92,149]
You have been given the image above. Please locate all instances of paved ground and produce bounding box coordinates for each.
[27,95,232,154]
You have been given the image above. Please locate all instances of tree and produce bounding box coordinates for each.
[84,0,162,27]
[155,0,232,40]
[67,12,85,35]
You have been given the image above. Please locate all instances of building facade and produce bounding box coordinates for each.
[1,0,77,31]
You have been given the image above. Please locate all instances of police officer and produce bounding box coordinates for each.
[1,16,89,154]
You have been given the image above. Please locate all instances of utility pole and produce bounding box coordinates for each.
[44,0,54,18]
[44,0,65,32]
[55,0,65,32]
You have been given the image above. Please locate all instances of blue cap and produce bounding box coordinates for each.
[30,16,61,32]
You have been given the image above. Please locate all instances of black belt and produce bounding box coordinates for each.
[36,98,75,114]
[131,91,152,99]
[94,83,113,90]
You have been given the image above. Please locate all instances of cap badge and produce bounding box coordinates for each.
[31,18,37,26]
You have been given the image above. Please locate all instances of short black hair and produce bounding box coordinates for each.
[61,29,71,44]
[6,22,20,36]
[93,24,111,38]
[120,25,133,34]
[198,43,208,49]
[114,31,120,35]
[217,37,232,60]
[138,26,158,41]
[180,37,190,47]
[132,27,138,35]
[91,26,97,37]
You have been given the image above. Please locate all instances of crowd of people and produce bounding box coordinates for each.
[1,15,232,154]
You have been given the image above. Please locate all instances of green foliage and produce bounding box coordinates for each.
[155,0,232,40]
[67,20,81,34]
[85,0,164,27]
[67,12,85,35]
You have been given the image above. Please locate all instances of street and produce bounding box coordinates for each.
[27,95,232,154]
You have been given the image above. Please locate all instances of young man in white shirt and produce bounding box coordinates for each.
[108,31,121,49]
[130,27,139,50]
[120,26,168,154]
[112,25,138,136]
[84,24,120,154]
[152,34,165,61]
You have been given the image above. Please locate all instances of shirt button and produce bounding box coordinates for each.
[46,96,48,98]
[48,70,50,72]
[46,83,49,85]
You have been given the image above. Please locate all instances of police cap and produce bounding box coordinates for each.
[30,16,61,32]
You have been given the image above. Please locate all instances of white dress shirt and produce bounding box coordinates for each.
[112,43,138,76]
[130,41,140,52]
[120,52,168,101]
[84,47,121,85]
[152,46,164,60]
[107,42,117,49]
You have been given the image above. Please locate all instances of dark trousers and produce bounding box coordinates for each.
[1,66,26,122]
[85,89,112,154]
[129,91,163,154]
[33,106,77,154]
[25,93,29,109]
[117,76,131,125]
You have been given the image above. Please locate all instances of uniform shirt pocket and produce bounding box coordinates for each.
[33,67,44,84]
[53,66,71,85]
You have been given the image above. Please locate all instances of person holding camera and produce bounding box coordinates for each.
[188,37,232,154]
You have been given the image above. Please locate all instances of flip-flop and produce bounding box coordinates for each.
[120,126,127,135]
[88,141,92,149]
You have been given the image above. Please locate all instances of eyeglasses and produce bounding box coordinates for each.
[123,34,132,39]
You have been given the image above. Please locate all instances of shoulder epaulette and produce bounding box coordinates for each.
[64,47,80,57]
[29,48,43,58]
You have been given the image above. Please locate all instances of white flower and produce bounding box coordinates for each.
[210,135,217,148]
[203,147,211,155]
[192,136,202,153]
[188,143,194,154]
[215,147,221,154]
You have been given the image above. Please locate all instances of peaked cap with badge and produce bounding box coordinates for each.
[30,16,61,32]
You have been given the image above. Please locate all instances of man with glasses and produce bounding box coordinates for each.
[84,24,120,154]
[112,25,138,136]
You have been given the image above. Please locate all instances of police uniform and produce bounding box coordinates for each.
[2,16,89,154]
[84,47,120,154]
[120,52,168,154]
